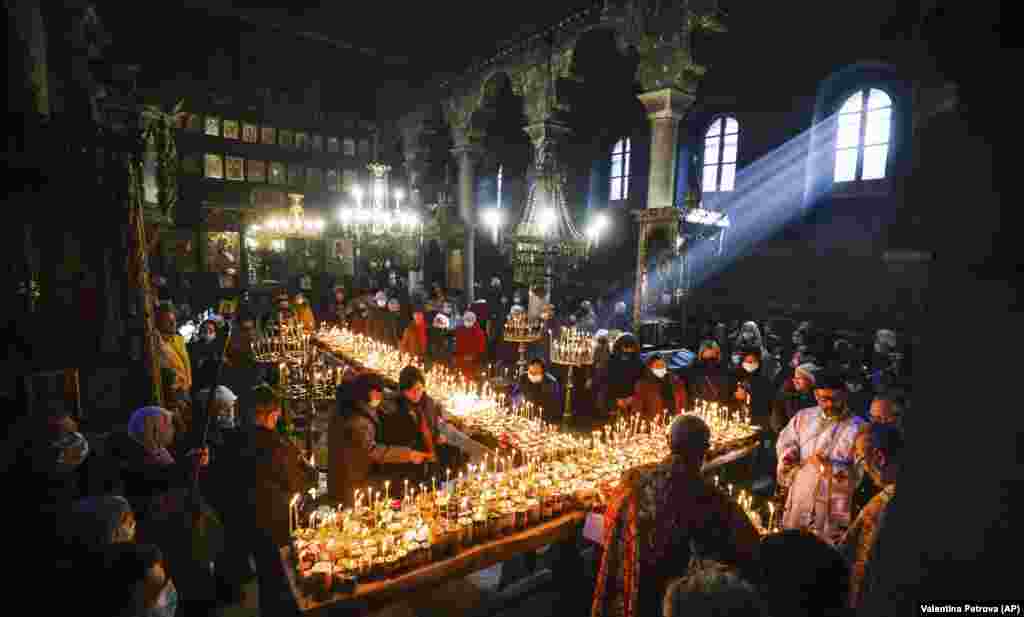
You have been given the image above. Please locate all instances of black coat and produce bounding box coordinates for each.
[731,367,773,427]
[685,359,731,406]
[512,373,562,422]
[607,352,645,402]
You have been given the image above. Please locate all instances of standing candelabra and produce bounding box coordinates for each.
[503,314,543,380]
[549,328,596,426]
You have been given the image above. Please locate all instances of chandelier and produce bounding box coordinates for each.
[250,194,325,241]
[337,161,422,237]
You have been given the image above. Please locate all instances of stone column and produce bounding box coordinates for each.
[637,88,694,209]
[451,141,483,302]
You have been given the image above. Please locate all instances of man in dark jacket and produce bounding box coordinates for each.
[606,334,645,415]
[207,386,313,614]
[512,358,562,423]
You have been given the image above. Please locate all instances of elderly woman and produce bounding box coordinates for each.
[686,340,731,406]
[399,306,428,358]
[455,310,487,382]
[105,407,208,526]
[426,312,452,372]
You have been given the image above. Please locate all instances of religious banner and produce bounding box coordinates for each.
[223,119,240,140]
[204,154,223,179]
[333,238,353,260]
[247,159,266,183]
[243,123,258,143]
[261,126,276,145]
[205,115,220,136]
[225,156,244,181]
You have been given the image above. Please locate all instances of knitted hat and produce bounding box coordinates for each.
[463,311,477,325]
[794,363,819,384]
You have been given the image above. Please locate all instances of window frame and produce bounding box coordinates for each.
[609,138,631,202]
[832,87,894,185]
[701,115,739,193]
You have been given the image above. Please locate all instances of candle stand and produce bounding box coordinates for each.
[504,334,543,381]
[550,329,596,427]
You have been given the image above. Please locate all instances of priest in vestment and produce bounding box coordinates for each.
[776,372,868,544]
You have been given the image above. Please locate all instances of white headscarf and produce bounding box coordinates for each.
[462,311,477,327]
[127,406,175,463]
[433,313,450,329]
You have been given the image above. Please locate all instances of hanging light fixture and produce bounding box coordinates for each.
[336,161,422,238]
[251,193,325,243]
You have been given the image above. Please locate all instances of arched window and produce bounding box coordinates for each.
[497,164,503,209]
[834,88,892,182]
[702,117,738,192]
[610,138,631,200]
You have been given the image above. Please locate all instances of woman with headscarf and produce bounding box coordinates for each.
[770,362,819,432]
[606,333,646,416]
[105,407,209,526]
[633,353,688,422]
[400,306,428,358]
[67,495,136,553]
[455,310,487,383]
[188,319,222,392]
[427,312,452,372]
[686,340,731,407]
[731,321,779,381]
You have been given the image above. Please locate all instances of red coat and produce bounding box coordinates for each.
[454,324,487,382]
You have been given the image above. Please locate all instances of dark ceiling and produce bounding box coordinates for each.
[184,0,602,76]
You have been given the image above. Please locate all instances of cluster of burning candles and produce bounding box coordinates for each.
[550,327,596,366]
[288,409,775,596]
[503,314,544,341]
[278,359,345,401]
[252,327,312,364]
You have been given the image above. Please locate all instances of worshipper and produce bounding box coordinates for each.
[486,276,507,350]
[454,310,487,382]
[852,394,904,513]
[329,372,432,506]
[733,348,773,428]
[662,560,761,617]
[512,358,562,423]
[98,543,179,617]
[844,369,872,419]
[292,292,316,332]
[608,300,631,332]
[381,297,405,347]
[530,302,561,365]
[193,385,238,450]
[155,303,192,412]
[578,300,598,332]
[686,340,731,406]
[841,422,902,610]
[633,352,687,422]
[188,319,222,392]
[208,384,312,615]
[387,366,487,467]
[350,300,370,337]
[590,330,612,415]
[592,415,761,617]
[776,372,868,544]
[399,306,429,358]
[66,495,136,555]
[867,394,902,427]
[606,333,645,415]
[324,284,349,326]
[756,529,850,617]
[770,362,819,432]
[223,312,262,426]
[368,290,389,342]
[427,312,452,372]
[730,321,779,380]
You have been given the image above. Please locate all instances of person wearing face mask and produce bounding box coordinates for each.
[380,298,405,347]
[454,310,487,382]
[187,319,221,392]
[329,372,431,507]
[686,340,730,406]
[606,334,646,415]
[776,372,868,544]
[367,290,390,343]
[292,292,316,332]
[770,362,819,432]
[193,385,239,448]
[512,358,563,423]
[67,495,137,556]
[840,422,902,610]
[325,284,350,326]
[633,353,687,422]
[731,348,772,427]
[92,542,178,617]
[350,301,370,337]
[427,313,452,372]
[400,307,429,358]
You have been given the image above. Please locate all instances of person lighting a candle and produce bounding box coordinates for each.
[330,372,431,508]
[454,311,487,383]
[511,358,562,423]
[776,371,868,545]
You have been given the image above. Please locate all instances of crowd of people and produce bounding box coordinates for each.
[21,275,910,616]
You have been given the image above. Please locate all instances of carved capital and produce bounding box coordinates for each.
[637,87,695,121]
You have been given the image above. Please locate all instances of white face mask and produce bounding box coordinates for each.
[377,300,386,308]
[528,373,543,384]
[651,368,667,379]
[742,362,759,373]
